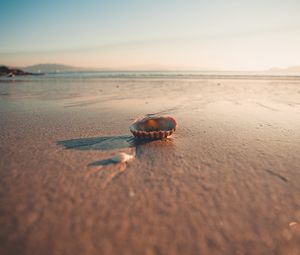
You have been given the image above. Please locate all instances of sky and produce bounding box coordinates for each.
[1,0,300,70]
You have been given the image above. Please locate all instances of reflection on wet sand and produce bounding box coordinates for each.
[57,135,175,163]
[58,135,174,155]
[58,135,175,188]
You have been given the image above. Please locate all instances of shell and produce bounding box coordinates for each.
[129,116,177,140]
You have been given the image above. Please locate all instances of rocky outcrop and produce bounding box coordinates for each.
[0,65,35,77]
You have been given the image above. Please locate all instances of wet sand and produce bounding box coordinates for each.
[0,78,300,255]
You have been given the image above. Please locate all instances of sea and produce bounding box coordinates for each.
[1,70,300,81]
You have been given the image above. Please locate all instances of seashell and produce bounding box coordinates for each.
[111,152,135,163]
[129,116,177,140]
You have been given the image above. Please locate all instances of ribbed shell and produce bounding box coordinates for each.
[129,116,177,140]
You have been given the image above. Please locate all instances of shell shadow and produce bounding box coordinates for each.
[57,135,152,151]
[57,135,153,166]
[87,158,118,167]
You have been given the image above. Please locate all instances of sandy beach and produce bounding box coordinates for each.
[0,77,300,255]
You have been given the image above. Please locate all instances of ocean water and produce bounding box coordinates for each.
[1,70,300,81]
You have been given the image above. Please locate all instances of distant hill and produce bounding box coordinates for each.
[21,63,207,73]
[268,66,300,72]
[22,64,85,73]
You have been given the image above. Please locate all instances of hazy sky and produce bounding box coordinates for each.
[1,0,300,70]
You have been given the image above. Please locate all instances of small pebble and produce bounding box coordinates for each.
[289,222,298,227]
[111,152,134,163]
[129,190,135,197]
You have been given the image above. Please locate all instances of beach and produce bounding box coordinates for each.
[0,76,300,255]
